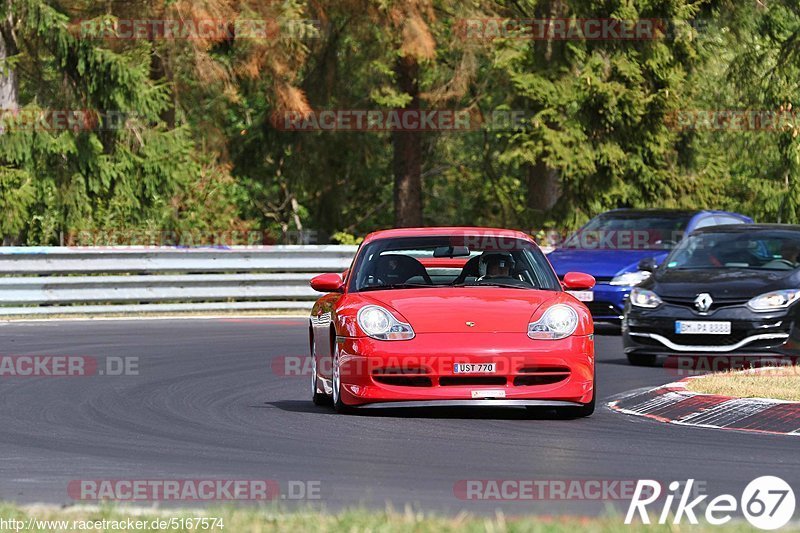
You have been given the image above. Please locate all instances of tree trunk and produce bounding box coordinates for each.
[149,40,175,127]
[527,159,560,213]
[0,6,19,122]
[392,55,423,228]
[524,0,561,218]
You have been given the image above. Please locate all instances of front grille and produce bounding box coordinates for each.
[439,376,507,386]
[373,376,432,387]
[630,327,749,347]
[513,375,567,386]
[629,324,790,349]
[661,297,750,312]
[585,302,624,318]
[372,367,429,375]
[370,365,572,388]
[661,331,751,347]
[372,366,432,387]
[518,365,571,374]
[665,335,738,346]
[514,365,570,386]
[629,335,662,347]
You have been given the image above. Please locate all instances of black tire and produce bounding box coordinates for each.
[332,394,351,413]
[562,394,595,418]
[555,388,595,418]
[312,393,328,406]
[311,350,328,406]
[627,353,658,367]
[312,394,328,405]
[331,349,352,414]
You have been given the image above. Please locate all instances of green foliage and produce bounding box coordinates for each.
[707,0,800,223]
[0,0,247,244]
[482,0,707,229]
[0,167,35,238]
[330,232,364,245]
[2,0,800,243]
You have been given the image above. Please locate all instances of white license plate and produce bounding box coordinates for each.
[675,321,731,335]
[454,363,496,374]
[568,290,594,302]
[472,389,506,399]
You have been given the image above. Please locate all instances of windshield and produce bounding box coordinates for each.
[665,231,800,271]
[563,213,691,250]
[349,235,561,292]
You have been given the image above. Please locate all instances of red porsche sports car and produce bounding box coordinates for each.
[309,227,597,416]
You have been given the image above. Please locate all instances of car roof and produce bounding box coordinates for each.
[605,208,700,217]
[361,227,533,245]
[692,223,800,234]
[603,208,748,219]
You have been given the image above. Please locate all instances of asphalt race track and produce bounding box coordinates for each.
[0,318,798,516]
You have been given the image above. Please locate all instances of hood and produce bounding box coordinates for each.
[362,288,560,334]
[547,248,668,279]
[649,268,797,299]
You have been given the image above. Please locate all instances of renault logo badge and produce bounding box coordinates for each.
[694,293,713,313]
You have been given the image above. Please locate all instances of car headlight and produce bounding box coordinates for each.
[528,304,579,340]
[610,270,652,286]
[630,287,662,308]
[746,290,800,312]
[357,305,415,340]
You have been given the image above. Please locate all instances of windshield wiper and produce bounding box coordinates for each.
[453,281,531,290]
[359,283,438,292]
[670,266,740,270]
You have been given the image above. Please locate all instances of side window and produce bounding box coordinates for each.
[714,215,746,226]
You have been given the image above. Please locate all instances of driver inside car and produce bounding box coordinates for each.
[477,252,516,280]
[780,240,800,265]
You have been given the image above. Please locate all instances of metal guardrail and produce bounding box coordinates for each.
[0,246,358,316]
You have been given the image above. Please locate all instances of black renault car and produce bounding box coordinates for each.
[623,224,800,366]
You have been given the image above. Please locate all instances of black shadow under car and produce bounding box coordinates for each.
[622,224,800,366]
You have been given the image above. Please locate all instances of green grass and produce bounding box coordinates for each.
[0,504,792,532]
[686,366,800,401]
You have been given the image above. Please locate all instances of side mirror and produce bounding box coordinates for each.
[562,272,596,290]
[637,257,658,272]
[310,273,344,293]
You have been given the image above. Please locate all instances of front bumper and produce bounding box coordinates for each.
[335,333,594,406]
[579,283,629,322]
[623,303,799,357]
[357,399,584,409]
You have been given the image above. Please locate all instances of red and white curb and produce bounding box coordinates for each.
[608,377,800,436]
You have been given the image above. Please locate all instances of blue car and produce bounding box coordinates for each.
[546,209,753,324]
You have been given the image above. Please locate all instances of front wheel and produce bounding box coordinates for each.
[331,349,352,414]
[311,348,328,406]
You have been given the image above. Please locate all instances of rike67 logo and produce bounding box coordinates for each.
[626,477,795,530]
